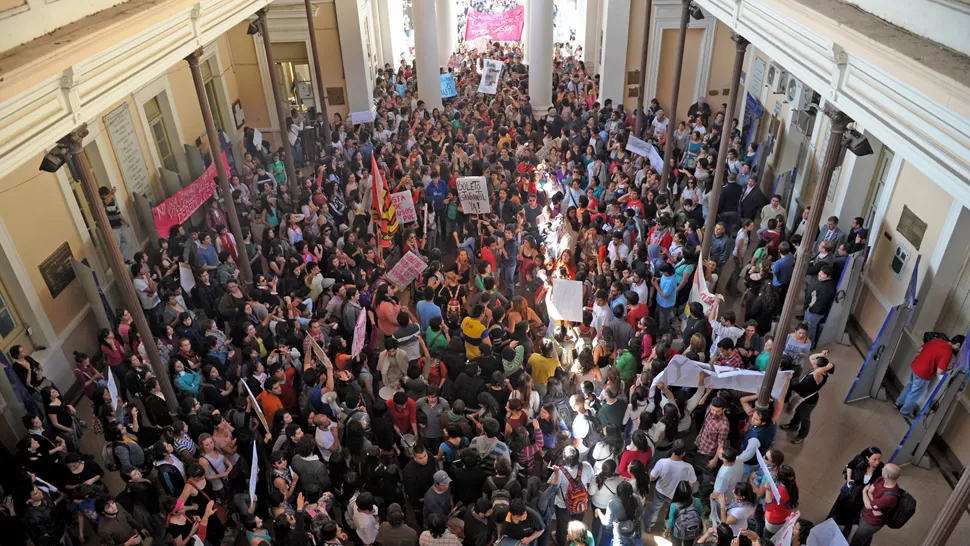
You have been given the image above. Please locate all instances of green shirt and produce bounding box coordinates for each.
[425,327,449,354]
[271,160,285,183]
[615,350,638,381]
[755,351,770,372]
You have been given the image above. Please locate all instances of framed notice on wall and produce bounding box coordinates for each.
[39,242,76,298]
[103,103,154,199]
[897,205,927,250]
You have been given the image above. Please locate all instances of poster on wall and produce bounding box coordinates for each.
[104,104,154,199]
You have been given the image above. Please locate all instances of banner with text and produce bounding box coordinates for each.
[478,59,504,94]
[350,110,374,125]
[456,176,491,214]
[151,152,228,238]
[464,6,525,42]
[440,73,458,98]
[352,309,367,358]
[385,251,429,288]
[390,191,418,224]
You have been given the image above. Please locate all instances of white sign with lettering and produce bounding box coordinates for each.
[390,191,418,224]
[456,176,491,214]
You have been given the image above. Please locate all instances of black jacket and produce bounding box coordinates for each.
[739,186,767,220]
[807,278,836,315]
[453,372,486,410]
[403,459,437,507]
[719,182,743,214]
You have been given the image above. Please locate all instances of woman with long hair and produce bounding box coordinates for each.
[510,373,541,419]
[619,429,653,479]
[588,458,622,542]
[781,351,835,444]
[648,402,681,460]
[42,385,81,451]
[537,402,570,449]
[665,481,704,545]
[572,347,603,393]
[591,424,624,473]
[763,465,799,536]
[829,446,884,536]
[719,481,758,537]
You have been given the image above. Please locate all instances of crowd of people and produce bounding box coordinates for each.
[3,13,920,546]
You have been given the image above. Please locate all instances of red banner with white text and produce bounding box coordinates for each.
[151,152,229,238]
[464,6,525,42]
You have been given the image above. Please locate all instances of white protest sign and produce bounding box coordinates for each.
[241,379,270,433]
[648,144,664,173]
[248,442,258,502]
[106,367,121,410]
[770,511,801,546]
[535,142,552,161]
[456,176,491,214]
[390,191,418,224]
[626,136,651,157]
[179,263,195,295]
[448,54,462,70]
[651,355,792,400]
[350,110,374,125]
[756,449,782,500]
[478,59,504,94]
[806,519,849,546]
[351,309,367,358]
[253,128,262,148]
[547,279,584,322]
[385,251,429,288]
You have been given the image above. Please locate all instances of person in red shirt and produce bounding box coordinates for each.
[387,391,418,438]
[895,334,964,417]
[851,464,902,546]
[269,363,299,411]
[480,236,498,275]
[625,292,649,330]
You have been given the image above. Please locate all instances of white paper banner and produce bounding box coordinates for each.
[651,355,792,400]
[352,309,367,358]
[478,59,504,94]
[242,378,270,433]
[350,110,375,125]
[253,128,262,148]
[107,366,121,410]
[385,251,429,288]
[249,441,258,502]
[625,136,651,157]
[179,263,195,296]
[756,449,781,500]
[648,144,664,173]
[547,279,584,322]
[806,519,849,546]
[390,191,418,224]
[770,510,801,546]
[456,176,491,214]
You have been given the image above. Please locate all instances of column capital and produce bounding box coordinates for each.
[731,33,749,51]
[61,123,89,153]
[257,8,268,21]
[822,103,851,128]
[185,47,204,66]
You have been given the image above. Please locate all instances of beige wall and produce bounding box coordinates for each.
[705,21,738,113]
[167,62,207,152]
[0,157,89,335]
[314,1,350,120]
[857,160,950,339]
[655,28,702,124]
[621,0,648,113]
[227,22,272,132]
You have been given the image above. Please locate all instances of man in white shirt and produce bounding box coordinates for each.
[644,440,698,532]
[651,112,669,140]
[549,445,595,543]
[131,263,161,326]
[607,232,630,262]
[313,413,340,461]
[351,492,380,545]
[708,297,745,357]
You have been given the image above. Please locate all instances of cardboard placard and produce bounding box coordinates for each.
[456,176,490,214]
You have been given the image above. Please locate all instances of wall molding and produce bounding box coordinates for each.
[646,2,717,112]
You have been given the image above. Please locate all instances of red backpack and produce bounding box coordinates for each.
[563,466,589,514]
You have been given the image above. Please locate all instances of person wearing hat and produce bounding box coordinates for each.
[422,470,453,525]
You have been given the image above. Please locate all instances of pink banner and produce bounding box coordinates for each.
[151,152,229,238]
[464,6,525,42]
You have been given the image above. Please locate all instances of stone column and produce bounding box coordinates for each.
[63,125,178,412]
[757,104,851,408]
[412,0,442,110]
[659,0,692,190]
[920,465,970,546]
[634,0,653,137]
[257,9,299,202]
[186,49,253,286]
[305,0,331,147]
[528,0,554,116]
[701,34,748,261]
[436,0,456,67]
[597,0,631,106]
[522,0,531,65]
[385,0,408,65]
[577,0,599,73]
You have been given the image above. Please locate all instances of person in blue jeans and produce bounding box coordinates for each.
[895,334,964,417]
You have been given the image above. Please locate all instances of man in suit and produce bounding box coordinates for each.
[845,216,869,253]
[718,173,744,234]
[738,176,768,224]
[816,216,845,248]
[804,240,836,316]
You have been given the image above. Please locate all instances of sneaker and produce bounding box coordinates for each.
[893,403,903,410]
[791,437,804,445]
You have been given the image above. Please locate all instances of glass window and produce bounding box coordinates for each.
[202,60,225,132]
[0,284,21,348]
[145,96,179,173]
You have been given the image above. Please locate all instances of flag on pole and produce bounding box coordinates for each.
[371,154,398,248]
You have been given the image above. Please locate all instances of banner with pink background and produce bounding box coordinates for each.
[464,6,525,42]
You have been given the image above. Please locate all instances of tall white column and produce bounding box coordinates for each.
[375,0,393,68]
[522,0,531,65]
[385,0,408,65]
[436,0,457,67]
[598,0,631,105]
[413,0,443,110]
[577,0,599,73]
[528,0,554,115]
[334,0,375,116]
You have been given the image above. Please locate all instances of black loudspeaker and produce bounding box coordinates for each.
[846,129,873,156]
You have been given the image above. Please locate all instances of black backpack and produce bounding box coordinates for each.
[883,488,917,529]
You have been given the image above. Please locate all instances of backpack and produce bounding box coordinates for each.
[563,466,589,514]
[672,505,702,540]
[883,488,917,529]
[579,414,601,449]
[102,443,119,471]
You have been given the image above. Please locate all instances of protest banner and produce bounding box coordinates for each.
[350,110,374,125]
[308,335,331,367]
[806,519,849,546]
[252,128,262,148]
[547,279,584,322]
[456,176,491,214]
[690,268,716,316]
[249,442,258,502]
[770,511,801,546]
[756,449,782,500]
[241,379,270,433]
[352,309,367,358]
[465,6,525,41]
[648,143,664,172]
[625,136,651,157]
[447,54,462,69]
[395,83,406,97]
[535,142,552,161]
[151,152,228,238]
[478,59,504,94]
[179,263,195,295]
[554,26,570,43]
[385,251,429,288]
[107,367,120,410]
[440,73,457,98]
[390,191,418,224]
[651,355,792,400]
